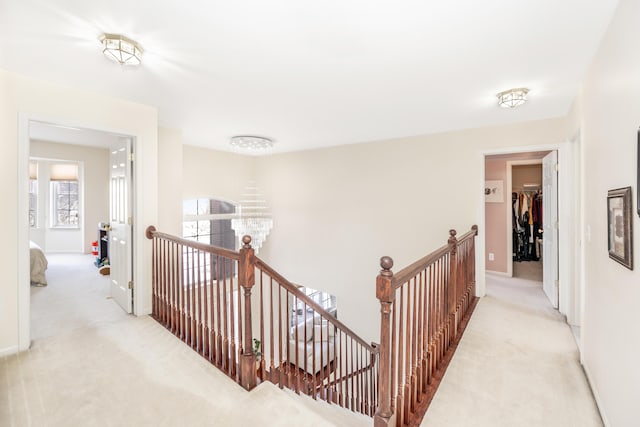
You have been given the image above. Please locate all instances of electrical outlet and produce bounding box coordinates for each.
[488,252,495,261]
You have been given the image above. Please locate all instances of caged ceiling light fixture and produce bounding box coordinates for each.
[496,87,529,108]
[100,34,143,66]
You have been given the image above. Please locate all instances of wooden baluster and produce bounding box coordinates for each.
[222,258,229,373]
[411,276,418,411]
[268,273,274,382]
[177,243,183,340]
[208,252,214,361]
[227,259,232,375]
[417,270,424,399]
[374,256,396,427]
[448,230,458,342]
[277,281,283,388]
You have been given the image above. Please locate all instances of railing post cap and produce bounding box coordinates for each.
[380,256,394,275]
[242,235,252,249]
[472,224,479,234]
[449,229,458,243]
[145,225,156,239]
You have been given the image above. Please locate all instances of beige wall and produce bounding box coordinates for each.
[182,145,256,203]
[577,0,640,424]
[30,140,110,254]
[255,118,569,342]
[158,127,184,236]
[0,70,158,354]
[484,158,508,273]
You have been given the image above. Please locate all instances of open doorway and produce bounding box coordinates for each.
[510,161,544,282]
[484,151,559,305]
[26,121,135,342]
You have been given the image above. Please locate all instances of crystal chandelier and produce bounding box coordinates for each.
[496,87,529,108]
[231,182,273,254]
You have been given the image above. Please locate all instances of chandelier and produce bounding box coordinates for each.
[231,182,273,254]
[100,34,143,66]
[496,88,529,108]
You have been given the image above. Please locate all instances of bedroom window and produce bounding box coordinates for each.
[29,161,37,228]
[183,198,237,280]
[50,163,80,228]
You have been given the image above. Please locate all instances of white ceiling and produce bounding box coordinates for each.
[0,0,619,153]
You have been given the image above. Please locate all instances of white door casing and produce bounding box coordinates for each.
[110,137,133,313]
[543,151,559,308]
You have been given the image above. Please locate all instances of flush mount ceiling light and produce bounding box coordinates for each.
[100,34,143,66]
[230,136,274,155]
[496,87,529,108]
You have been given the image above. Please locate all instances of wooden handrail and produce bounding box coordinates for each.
[145,225,240,260]
[146,225,378,415]
[391,243,451,288]
[374,225,479,427]
[254,257,378,354]
[145,223,477,425]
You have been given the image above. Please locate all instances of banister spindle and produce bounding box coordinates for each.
[239,235,257,390]
[448,229,458,339]
[374,256,396,427]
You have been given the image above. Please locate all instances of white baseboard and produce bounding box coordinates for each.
[0,346,19,357]
[486,270,511,277]
[582,361,609,427]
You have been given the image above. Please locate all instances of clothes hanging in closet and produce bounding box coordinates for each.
[512,191,543,262]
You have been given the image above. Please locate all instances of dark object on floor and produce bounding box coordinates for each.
[98,265,110,276]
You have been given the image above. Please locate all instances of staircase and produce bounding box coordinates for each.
[145,225,478,426]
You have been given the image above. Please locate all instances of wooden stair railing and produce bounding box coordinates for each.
[253,257,379,416]
[145,226,378,416]
[374,226,479,427]
[145,224,478,426]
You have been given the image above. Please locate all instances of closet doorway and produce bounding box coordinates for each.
[485,150,559,308]
[509,160,544,282]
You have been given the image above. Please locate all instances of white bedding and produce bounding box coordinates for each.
[30,240,48,286]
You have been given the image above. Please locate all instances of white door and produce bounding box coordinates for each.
[543,151,559,308]
[109,137,133,313]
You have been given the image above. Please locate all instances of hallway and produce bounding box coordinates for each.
[2,257,602,426]
[421,273,601,427]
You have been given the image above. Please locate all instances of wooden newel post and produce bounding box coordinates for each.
[239,235,257,391]
[448,230,458,337]
[374,256,396,427]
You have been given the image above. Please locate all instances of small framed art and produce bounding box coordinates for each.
[607,186,633,270]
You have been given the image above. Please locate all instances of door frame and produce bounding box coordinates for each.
[505,158,544,278]
[479,140,581,326]
[17,113,140,351]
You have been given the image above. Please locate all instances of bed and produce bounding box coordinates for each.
[30,240,48,286]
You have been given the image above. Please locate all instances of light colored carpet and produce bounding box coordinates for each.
[2,254,370,427]
[513,259,543,282]
[421,273,602,427]
[2,255,602,427]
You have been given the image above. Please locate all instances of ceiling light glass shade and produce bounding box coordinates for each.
[230,136,274,155]
[497,88,529,108]
[100,34,143,65]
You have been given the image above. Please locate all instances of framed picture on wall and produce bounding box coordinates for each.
[607,186,633,270]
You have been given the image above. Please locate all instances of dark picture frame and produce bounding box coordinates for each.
[607,186,633,270]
